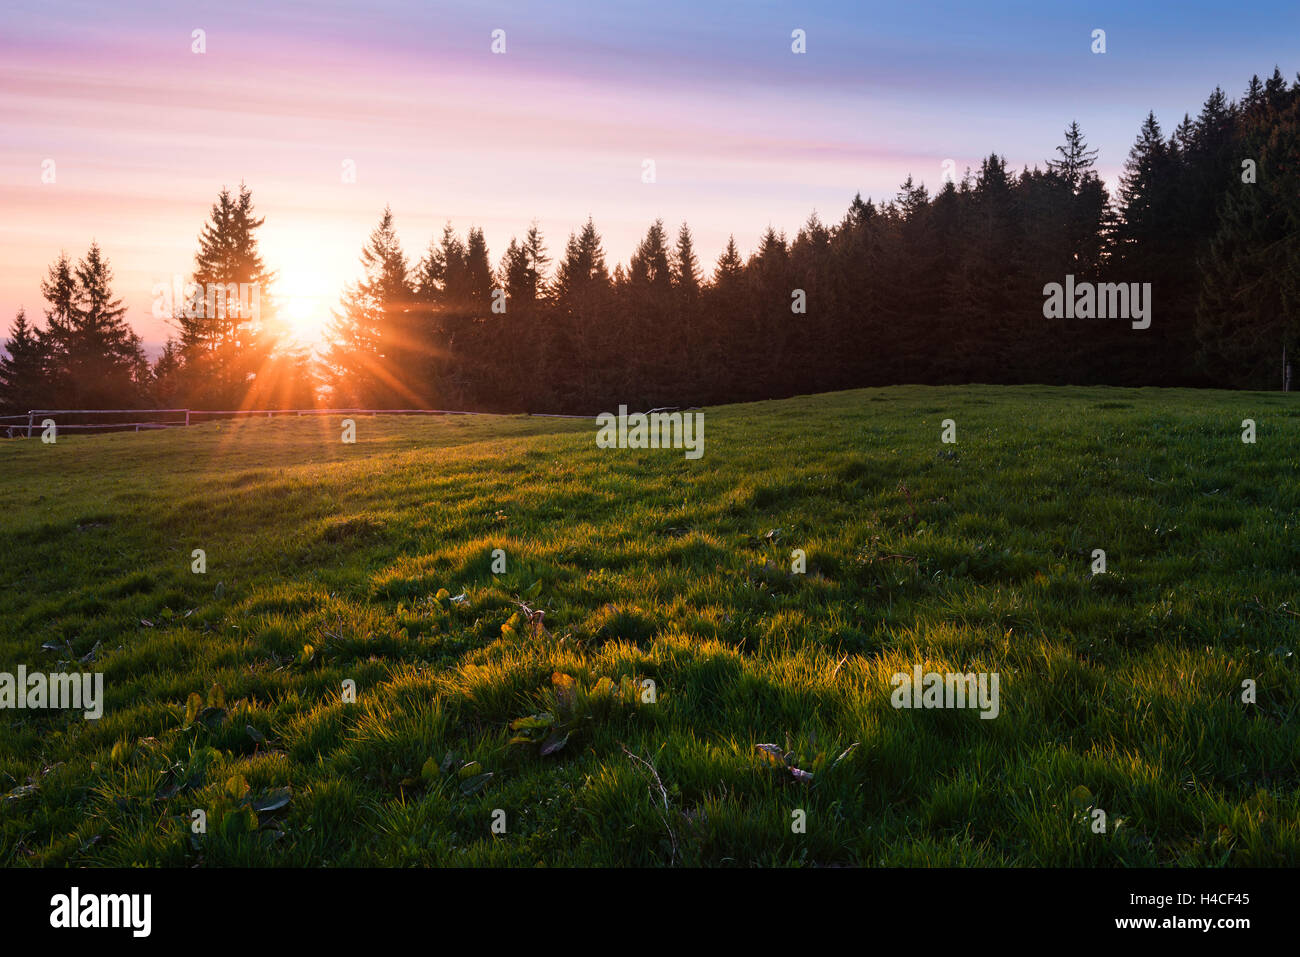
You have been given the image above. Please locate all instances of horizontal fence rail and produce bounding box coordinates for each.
[0,407,598,438]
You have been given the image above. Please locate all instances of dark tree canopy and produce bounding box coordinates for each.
[5,68,1299,417]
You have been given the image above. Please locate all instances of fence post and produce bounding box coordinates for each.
[27,413,33,438]
[185,409,191,427]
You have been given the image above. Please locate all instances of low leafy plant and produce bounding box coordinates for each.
[508,672,644,757]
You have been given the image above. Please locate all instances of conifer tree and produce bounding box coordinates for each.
[1047,121,1100,188]
[0,309,48,414]
[40,244,145,408]
[324,207,418,407]
[150,338,185,406]
[1196,95,1300,387]
[176,184,294,407]
[521,223,551,304]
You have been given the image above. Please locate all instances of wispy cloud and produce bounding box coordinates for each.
[2,0,1295,343]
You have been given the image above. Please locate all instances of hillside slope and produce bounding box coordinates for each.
[1,386,1297,866]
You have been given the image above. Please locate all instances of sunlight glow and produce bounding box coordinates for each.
[275,264,334,349]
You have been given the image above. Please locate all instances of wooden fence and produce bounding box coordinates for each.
[0,407,594,438]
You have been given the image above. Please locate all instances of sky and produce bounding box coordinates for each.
[1,0,1297,351]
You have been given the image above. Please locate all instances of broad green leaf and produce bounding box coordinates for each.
[510,712,554,730]
[539,731,570,757]
[251,787,292,813]
[221,806,257,837]
[225,774,250,799]
[460,772,493,795]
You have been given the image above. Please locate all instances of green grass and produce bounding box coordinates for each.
[0,385,1297,866]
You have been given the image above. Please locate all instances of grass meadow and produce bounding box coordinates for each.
[0,385,1297,866]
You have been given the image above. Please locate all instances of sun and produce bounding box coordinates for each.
[284,295,326,345]
[275,267,333,348]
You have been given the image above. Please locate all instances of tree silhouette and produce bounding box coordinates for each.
[0,309,48,414]
[36,244,146,409]
[324,207,418,407]
[7,68,1298,419]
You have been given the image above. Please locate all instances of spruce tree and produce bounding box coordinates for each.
[324,207,417,407]
[672,224,702,296]
[0,309,49,414]
[499,239,529,303]
[1047,121,1100,188]
[464,228,494,311]
[552,219,610,404]
[713,236,744,285]
[40,244,145,408]
[1196,95,1300,387]
[521,223,551,304]
[150,339,184,407]
[177,184,289,407]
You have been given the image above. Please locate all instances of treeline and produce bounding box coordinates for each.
[0,246,150,412]
[3,68,1297,416]
[0,186,314,415]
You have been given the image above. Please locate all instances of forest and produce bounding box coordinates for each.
[2,68,1297,416]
